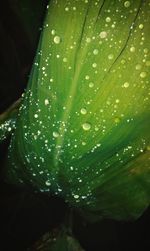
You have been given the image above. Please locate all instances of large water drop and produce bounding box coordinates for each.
[82,122,91,131]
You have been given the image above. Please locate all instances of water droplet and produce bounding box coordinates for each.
[92,63,97,68]
[82,123,91,131]
[8,127,11,132]
[63,57,67,62]
[139,24,144,29]
[130,46,135,52]
[44,99,49,105]
[65,7,69,11]
[45,180,51,186]
[80,108,87,115]
[106,17,111,23]
[124,1,130,8]
[54,36,61,44]
[74,194,79,199]
[121,59,126,64]
[144,48,149,54]
[34,114,38,118]
[93,49,99,55]
[51,29,56,35]
[99,31,107,39]
[53,131,59,138]
[86,37,91,43]
[85,75,90,80]
[140,72,147,78]
[89,82,94,88]
[95,126,99,131]
[135,64,142,70]
[108,54,114,60]
[115,99,120,103]
[82,141,86,145]
[123,82,129,88]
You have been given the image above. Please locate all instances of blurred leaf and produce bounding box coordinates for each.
[28,227,84,251]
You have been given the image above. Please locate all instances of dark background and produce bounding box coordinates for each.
[0,1,149,250]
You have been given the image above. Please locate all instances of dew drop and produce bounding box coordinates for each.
[99,31,107,39]
[140,72,147,78]
[86,37,91,43]
[85,75,90,80]
[123,82,129,88]
[130,46,135,52]
[45,180,51,186]
[82,122,91,131]
[106,17,111,23]
[74,194,79,199]
[44,99,49,105]
[93,49,99,55]
[135,64,142,70]
[65,7,69,11]
[89,82,94,88]
[95,126,99,131]
[34,114,38,118]
[144,48,148,54]
[54,36,61,44]
[108,54,114,60]
[124,1,130,8]
[63,57,67,62]
[115,99,120,103]
[139,24,144,30]
[92,63,97,68]
[53,131,59,138]
[51,29,56,35]
[80,108,87,115]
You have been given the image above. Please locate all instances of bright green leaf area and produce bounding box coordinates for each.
[6,0,150,221]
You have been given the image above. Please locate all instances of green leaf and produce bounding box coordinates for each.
[6,0,150,221]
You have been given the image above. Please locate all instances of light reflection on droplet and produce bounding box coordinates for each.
[89,82,94,88]
[140,72,147,78]
[93,49,99,55]
[80,108,87,115]
[106,17,111,23]
[53,131,59,138]
[135,64,142,70]
[124,1,130,8]
[54,36,61,44]
[82,123,91,131]
[99,31,107,39]
[123,82,129,88]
